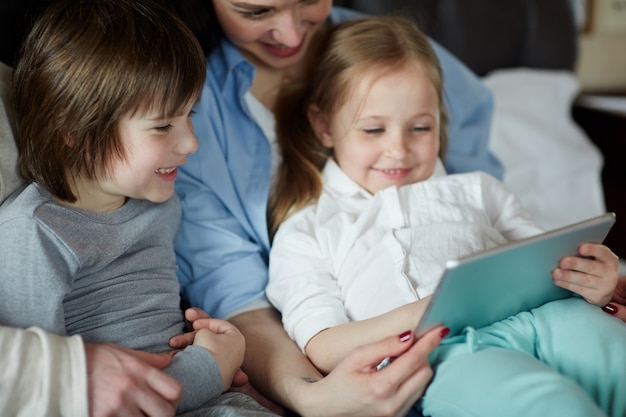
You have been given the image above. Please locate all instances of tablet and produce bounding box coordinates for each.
[415,212,616,338]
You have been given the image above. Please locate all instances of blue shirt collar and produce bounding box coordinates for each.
[209,38,255,94]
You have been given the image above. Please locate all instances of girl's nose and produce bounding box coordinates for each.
[385,134,410,159]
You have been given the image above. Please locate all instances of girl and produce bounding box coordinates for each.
[266,16,626,417]
[0,0,273,415]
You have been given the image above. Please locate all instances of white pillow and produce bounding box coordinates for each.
[484,68,605,231]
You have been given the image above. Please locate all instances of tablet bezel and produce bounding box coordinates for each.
[415,212,616,338]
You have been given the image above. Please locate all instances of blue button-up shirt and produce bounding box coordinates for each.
[175,7,502,319]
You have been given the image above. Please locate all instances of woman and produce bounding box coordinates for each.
[171,1,501,415]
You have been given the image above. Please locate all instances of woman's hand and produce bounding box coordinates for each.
[295,326,448,417]
[552,243,619,306]
[603,275,626,322]
[85,343,182,417]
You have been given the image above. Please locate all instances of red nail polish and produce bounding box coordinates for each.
[603,303,618,315]
[399,330,412,342]
[440,327,450,338]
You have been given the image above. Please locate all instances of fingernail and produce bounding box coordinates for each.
[603,303,618,315]
[440,327,450,339]
[399,330,412,342]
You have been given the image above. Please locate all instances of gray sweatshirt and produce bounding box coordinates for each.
[0,183,222,413]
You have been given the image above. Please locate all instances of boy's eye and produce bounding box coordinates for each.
[411,125,431,132]
[363,128,384,134]
[155,124,173,133]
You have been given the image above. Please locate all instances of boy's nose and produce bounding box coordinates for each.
[178,119,199,155]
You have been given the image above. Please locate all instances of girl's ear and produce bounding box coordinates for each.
[307,104,334,148]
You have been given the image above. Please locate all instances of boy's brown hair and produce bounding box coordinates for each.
[11,0,206,202]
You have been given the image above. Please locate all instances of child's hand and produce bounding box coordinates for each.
[169,308,247,391]
[552,243,619,306]
[169,307,213,349]
[193,322,246,392]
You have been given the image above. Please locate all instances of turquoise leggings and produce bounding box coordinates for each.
[419,298,626,417]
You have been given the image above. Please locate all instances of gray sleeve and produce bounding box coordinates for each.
[166,345,224,413]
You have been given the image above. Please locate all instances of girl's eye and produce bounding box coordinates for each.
[363,128,384,134]
[411,125,431,132]
[300,0,320,5]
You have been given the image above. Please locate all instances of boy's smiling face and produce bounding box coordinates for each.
[68,101,198,212]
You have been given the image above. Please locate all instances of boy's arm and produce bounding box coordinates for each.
[166,318,246,413]
[165,345,223,413]
[0,215,73,332]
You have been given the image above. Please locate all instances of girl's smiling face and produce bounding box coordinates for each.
[310,62,441,194]
[70,101,199,212]
[213,0,332,70]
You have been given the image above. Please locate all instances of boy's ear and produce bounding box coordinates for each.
[307,104,334,148]
[62,129,74,147]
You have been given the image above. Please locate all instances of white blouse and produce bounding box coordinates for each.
[267,160,542,351]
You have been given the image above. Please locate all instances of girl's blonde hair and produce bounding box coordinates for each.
[11,0,206,202]
[269,15,448,236]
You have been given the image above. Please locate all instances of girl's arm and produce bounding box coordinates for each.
[230,306,446,417]
[304,298,430,374]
